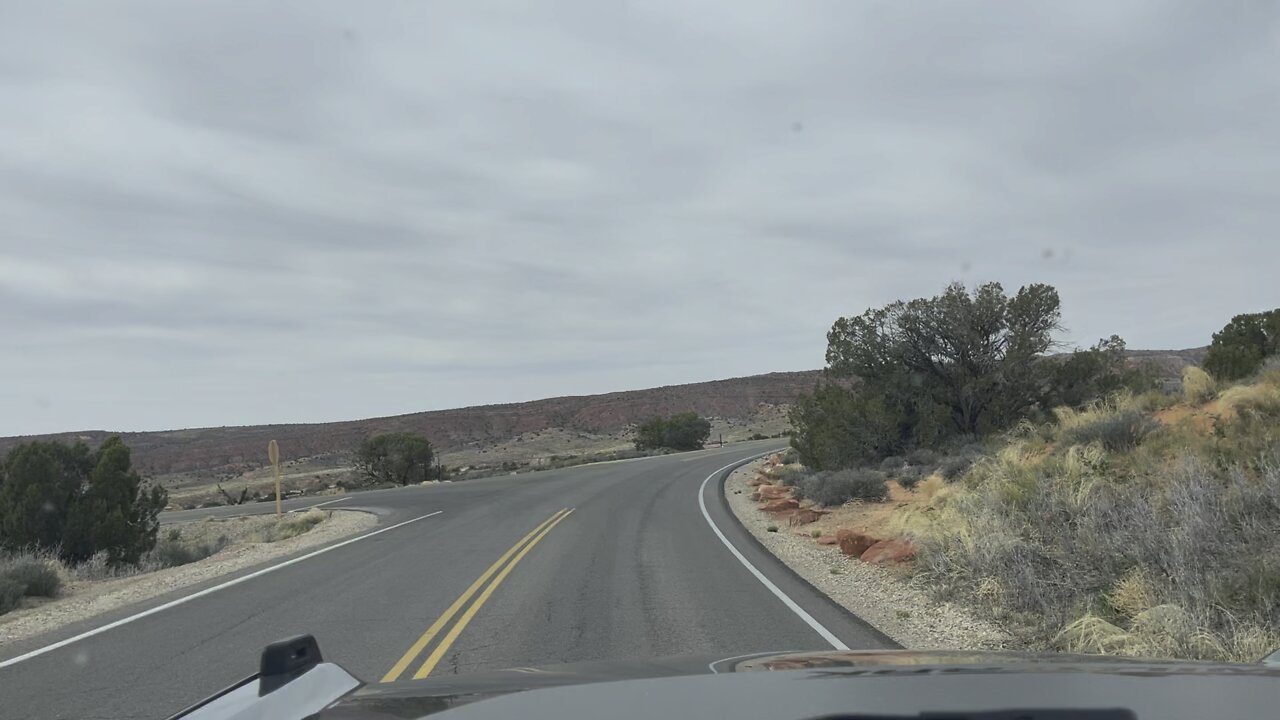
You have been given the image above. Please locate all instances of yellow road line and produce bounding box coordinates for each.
[412,508,575,679]
[380,508,569,683]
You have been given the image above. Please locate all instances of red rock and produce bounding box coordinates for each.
[747,476,769,487]
[860,538,916,565]
[759,498,800,512]
[788,508,826,526]
[756,484,791,499]
[816,534,839,545]
[836,530,880,557]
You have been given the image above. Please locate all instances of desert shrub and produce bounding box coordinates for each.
[0,577,24,614]
[774,466,804,487]
[781,448,799,464]
[0,551,65,614]
[1061,411,1160,452]
[937,454,976,481]
[1,556,62,598]
[916,454,1280,661]
[896,466,926,490]
[1128,389,1179,413]
[257,509,327,543]
[880,455,907,471]
[1218,383,1280,421]
[1181,367,1216,404]
[907,448,940,467]
[148,535,230,569]
[797,469,889,506]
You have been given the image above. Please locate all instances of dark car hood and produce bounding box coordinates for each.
[319,649,1280,719]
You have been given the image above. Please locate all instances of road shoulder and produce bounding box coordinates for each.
[0,510,377,649]
[723,458,1015,650]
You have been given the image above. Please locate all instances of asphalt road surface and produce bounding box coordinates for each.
[0,441,896,719]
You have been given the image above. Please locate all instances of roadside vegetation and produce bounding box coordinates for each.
[778,281,1280,661]
[0,436,167,567]
[0,431,336,615]
[354,432,444,486]
[633,412,712,451]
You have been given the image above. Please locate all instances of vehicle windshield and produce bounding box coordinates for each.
[2,3,1278,719]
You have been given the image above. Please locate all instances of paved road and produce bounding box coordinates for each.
[0,441,896,719]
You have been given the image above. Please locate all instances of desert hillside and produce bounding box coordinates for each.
[0,371,821,478]
[0,349,1206,487]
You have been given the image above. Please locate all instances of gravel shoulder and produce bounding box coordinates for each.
[0,510,378,647]
[724,459,1016,650]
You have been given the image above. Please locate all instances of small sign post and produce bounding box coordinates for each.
[268,440,282,518]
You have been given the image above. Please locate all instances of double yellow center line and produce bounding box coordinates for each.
[381,508,575,682]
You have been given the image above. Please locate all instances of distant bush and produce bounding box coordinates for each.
[355,432,437,485]
[749,433,769,441]
[880,456,906,471]
[937,454,976,481]
[634,412,711,451]
[1181,367,1217,404]
[906,448,939,467]
[781,448,799,464]
[797,469,889,506]
[895,466,926,490]
[1061,411,1161,452]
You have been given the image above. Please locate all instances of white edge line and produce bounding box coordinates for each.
[697,451,850,651]
[0,510,444,670]
[288,496,350,513]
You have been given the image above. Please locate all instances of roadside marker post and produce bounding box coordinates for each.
[268,439,282,518]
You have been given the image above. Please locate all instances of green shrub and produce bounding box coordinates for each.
[0,437,166,567]
[1203,309,1280,382]
[1061,411,1160,452]
[635,412,711,451]
[766,525,779,532]
[798,469,889,506]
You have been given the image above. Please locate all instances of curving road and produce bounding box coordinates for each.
[0,441,895,719]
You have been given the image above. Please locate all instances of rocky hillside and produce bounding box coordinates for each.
[0,371,822,477]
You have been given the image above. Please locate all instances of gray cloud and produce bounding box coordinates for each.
[2,1,1278,435]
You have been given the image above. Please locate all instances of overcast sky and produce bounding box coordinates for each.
[2,2,1278,436]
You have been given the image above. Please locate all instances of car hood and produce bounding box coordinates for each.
[318,649,1280,719]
